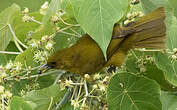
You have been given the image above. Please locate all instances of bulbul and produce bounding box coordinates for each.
[41,7,166,75]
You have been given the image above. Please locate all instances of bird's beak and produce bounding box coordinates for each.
[38,64,52,74]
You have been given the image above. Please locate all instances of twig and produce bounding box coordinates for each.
[4,66,40,80]
[76,78,83,101]
[56,89,71,110]
[70,82,84,86]
[8,24,23,52]
[48,97,53,110]
[1,95,4,110]
[8,24,28,49]
[135,48,162,52]
[58,15,79,26]
[59,31,80,38]
[0,25,8,31]
[0,51,21,55]
[53,71,65,85]
[81,80,88,107]
[131,50,138,59]
[20,70,61,80]
[69,28,82,37]
[84,80,88,97]
[30,18,42,25]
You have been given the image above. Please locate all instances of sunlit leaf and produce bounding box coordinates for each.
[0,4,20,51]
[10,96,35,110]
[69,0,129,58]
[24,84,66,110]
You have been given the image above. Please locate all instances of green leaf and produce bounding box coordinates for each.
[69,0,129,58]
[140,0,169,13]
[42,0,61,25]
[166,15,177,50]
[13,11,43,43]
[0,4,20,51]
[154,52,177,86]
[0,42,18,65]
[144,62,177,91]
[161,91,177,110]
[10,96,35,110]
[168,0,177,18]
[60,103,74,110]
[107,72,162,110]
[126,55,177,91]
[0,0,51,12]
[24,84,66,110]
[60,102,74,110]
[15,47,38,67]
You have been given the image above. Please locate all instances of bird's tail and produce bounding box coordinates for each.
[121,7,166,50]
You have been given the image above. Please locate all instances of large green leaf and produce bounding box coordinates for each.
[69,0,129,58]
[24,84,66,110]
[10,96,35,110]
[161,91,177,110]
[107,72,162,110]
[0,4,20,51]
[154,52,177,86]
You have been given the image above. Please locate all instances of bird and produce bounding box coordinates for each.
[40,7,166,76]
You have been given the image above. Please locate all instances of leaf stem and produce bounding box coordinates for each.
[0,51,21,54]
[30,17,42,25]
[53,71,66,85]
[0,25,8,31]
[8,24,23,52]
[48,97,53,110]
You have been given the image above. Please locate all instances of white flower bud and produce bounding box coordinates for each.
[93,74,101,80]
[45,42,53,50]
[22,14,31,22]
[173,48,177,53]
[71,100,79,108]
[6,61,13,70]
[4,91,12,98]
[0,86,5,94]
[41,2,49,10]
[22,7,29,14]
[171,55,177,60]
[93,84,98,89]
[84,74,91,80]
[52,15,59,22]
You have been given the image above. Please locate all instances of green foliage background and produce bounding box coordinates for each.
[0,0,177,110]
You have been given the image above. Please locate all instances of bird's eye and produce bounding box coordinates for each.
[51,62,56,65]
[50,62,56,68]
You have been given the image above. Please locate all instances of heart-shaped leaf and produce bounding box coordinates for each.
[107,72,162,110]
[69,0,129,58]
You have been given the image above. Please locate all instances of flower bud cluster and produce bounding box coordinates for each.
[171,48,177,61]
[28,35,55,64]
[124,11,144,25]
[136,59,146,73]
[0,85,12,109]
[40,2,49,15]
[22,8,35,23]
[131,0,139,5]
[51,10,65,23]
